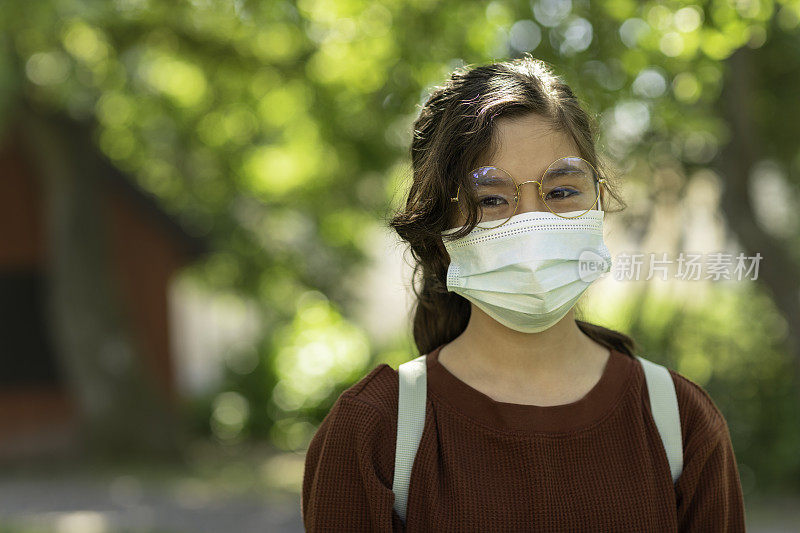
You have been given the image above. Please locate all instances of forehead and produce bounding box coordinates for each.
[484,114,580,176]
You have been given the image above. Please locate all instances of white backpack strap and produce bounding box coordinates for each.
[636,355,683,484]
[392,354,428,523]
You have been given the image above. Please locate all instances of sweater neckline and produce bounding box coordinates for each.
[426,343,635,434]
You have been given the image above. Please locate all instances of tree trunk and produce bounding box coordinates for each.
[717,47,800,395]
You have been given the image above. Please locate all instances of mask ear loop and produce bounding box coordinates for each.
[597,177,606,212]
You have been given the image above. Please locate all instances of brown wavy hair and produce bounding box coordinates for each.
[388,54,637,357]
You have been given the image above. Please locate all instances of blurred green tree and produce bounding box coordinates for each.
[1,0,798,479]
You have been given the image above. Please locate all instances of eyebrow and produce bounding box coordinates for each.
[545,164,589,178]
[470,170,508,186]
[469,160,594,186]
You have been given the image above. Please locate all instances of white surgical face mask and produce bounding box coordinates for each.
[442,209,612,333]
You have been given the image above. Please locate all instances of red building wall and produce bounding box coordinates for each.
[0,130,189,455]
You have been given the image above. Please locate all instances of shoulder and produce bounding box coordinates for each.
[339,362,400,423]
[666,367,729,450]
[305,364,400,480]
[310,363,399,442]
[302,364,402,518]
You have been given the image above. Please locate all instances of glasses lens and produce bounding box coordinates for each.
[467,166,517,228]
[541,157,600,215]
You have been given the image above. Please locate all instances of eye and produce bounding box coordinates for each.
[545,187,580,201]
[479,195,508,207]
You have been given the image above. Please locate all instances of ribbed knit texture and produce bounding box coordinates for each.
[302,345,745,532]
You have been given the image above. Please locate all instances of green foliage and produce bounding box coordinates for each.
[2,0,799,491]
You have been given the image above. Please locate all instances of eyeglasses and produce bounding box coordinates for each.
[449,156,607,229]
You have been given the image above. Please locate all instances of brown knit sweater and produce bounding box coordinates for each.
[302,345,745,531]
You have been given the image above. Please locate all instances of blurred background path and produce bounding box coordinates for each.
[0,459,798,533]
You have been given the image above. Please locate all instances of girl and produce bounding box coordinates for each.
[302,55,745,532]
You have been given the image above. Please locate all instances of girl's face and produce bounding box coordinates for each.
[452,113,602,228]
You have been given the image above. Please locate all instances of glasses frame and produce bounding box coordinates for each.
[449,155,607,229]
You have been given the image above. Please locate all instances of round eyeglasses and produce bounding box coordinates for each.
[449,156,607,229]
